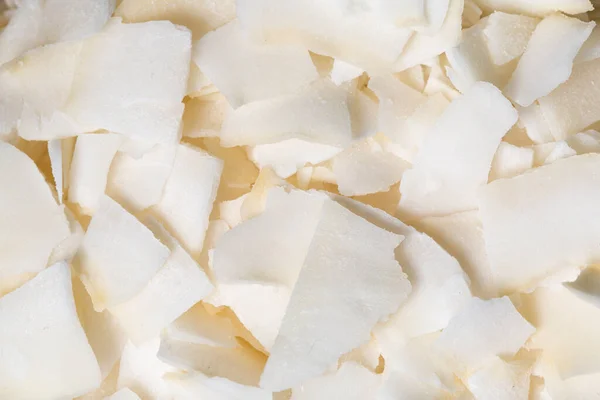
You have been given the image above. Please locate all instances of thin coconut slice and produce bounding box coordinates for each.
[48,207,84,265]
[115,0,235,39]
[516,103,554,144]
[64,18,191,147]
[104,388,141,400]
[291,362,381,400]
[465,355,534,400]
[117,339,176,400]
[109,219,214,344]
[158,336,266,386]
[0,0,114,66]
[151,143,222,258]
[521,285,600,378]
[393,0,463,71]
[182,92,231,139]
[395,65,426,92]
[0,141,70,282]
[194,20,318,108]
[445,17,516,94]
[478,154,600,294]
[69,133,122,215]
[489,141,534,180]
[417,210,496,299]
[538,58,600,140]
[220,79,353,148]
[504,14,594,107]
[76,195,170,311]
[330,60,364,86]
[249,139,341,179]
[235,0,413,74]
[483,12,539,66]
[260,200,411,391]
[435,297,534,373]
[332,137,410,196]
[542,141,577,164]
[76,363,120,400]
[106,144,177,213]
[474,0,593,17]
[166,371,272,400]
[0,262,101,399]
[399,82,517,219]
[210,188,326,350]
[47,139,63,202]
[339,336,382,372]
[575,26,600,63]
[164,303,237,348]
[73,277,127,380]
[566,130,600,153]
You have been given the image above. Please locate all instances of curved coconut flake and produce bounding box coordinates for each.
[151,143,223,258]
[566,130,600,154]
[489,141,534,181]
[0,142,70,281]
[538,58,600,140]
[165,303,237,348]
[478,154,600,294]
[76,195,170,311]
[435,297,534,373]
[417,210,496,299]
[110,219,214,344]
[107,144,177,212]
[330,59,364,86]
[521,285,600,378]
[64,19,191,147]
[236,0,413,74]
[466,356,534,400]
[399,82,517,219]
[474,0,592,17]
[291,362,381,400]
[211,188,326,349]
[504,15,594,107]
[0,263,101,399]
[260,200,411,391]
[115,0,235,39]
[0,0,114,66]
[166,372,272,400]
[220,79,352,148]
[575,26,600,63]
[249,139,341,179]
[393,0,463,71]
[516,103,554,144]
[483,12,539,66]
[194,20,318,109]
[69,133,122,215]
[104,388,141,400]
[73,276,127,380]
[332,138,409,196]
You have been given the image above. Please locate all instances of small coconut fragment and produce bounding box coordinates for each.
[489,141,534,180]
[474,0,593,17]
[516,103,554,144]
[69,133,122,215]
[483,12,539,66]
[152,143,223,258]
[0,263,101,399]
[109,220,214,344]
[465,356,534,400]
[0,142,70,281]
[399,82,517,218]
[435,297,534,372]
[566,130,600,153]
[194,20,318,108]
[538,58,600,140]
[249,139,341,179]
[575,26,600,63]
[260,200,411,391]
[520,285,600,378]
[182,93,231,139]
[73,277,127,380]
[504,14,594,107]
[236,0,413,74]
[104,388,140,400]
[479,154,600,293]
[330,60,364,85]
[332,138,409,196]
[64,19,191,147]
[291,362,381,400]
[417,210,496,299]
[76,195,170,311]
[542,141,577,164]
[221,79,352,148]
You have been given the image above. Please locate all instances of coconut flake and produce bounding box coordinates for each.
[504,14,594,107]
[489,141,534,180]
[483,12,539,66]
[474,0,593,17]
[104,388,140,400]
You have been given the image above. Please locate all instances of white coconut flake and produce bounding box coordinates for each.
[474,0,593,17]
[104,388,141,400]
[483,12,539,66]
[489,141,534,180]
